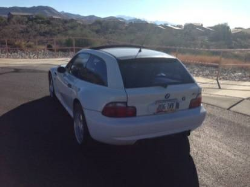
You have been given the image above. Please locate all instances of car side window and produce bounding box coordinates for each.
[66,53,90,77]
[84,56,108,86]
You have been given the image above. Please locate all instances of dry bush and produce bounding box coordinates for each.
[177,54,220,64]
[175,53,250,66]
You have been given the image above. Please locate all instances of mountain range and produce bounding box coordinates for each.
[0,6,165,25]
[0,6,62,18]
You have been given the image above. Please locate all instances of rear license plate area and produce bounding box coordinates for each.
[155,99,179,114]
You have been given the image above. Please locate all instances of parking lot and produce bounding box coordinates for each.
[0,65,250,187]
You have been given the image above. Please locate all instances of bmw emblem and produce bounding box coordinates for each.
[165,93,170,99]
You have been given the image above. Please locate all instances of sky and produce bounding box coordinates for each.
[1,0,249,28]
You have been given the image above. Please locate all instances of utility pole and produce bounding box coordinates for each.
[216,52,223,89]
[5,39,8,58]
[54,39,57,58]
[73,38,76,54]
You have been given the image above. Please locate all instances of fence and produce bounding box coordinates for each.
[1,37,250,89]
[0,37,129,59]
[153,45,250,89]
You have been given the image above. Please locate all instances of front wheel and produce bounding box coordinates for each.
[73,103,91,146]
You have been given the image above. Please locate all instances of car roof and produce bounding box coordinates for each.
[92,46,175,60]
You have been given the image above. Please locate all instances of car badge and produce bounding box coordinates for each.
[165,93,170,99]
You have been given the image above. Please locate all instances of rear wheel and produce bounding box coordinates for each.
[180,131,191,137]
[73,102,91,146]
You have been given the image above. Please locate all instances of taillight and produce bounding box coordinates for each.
[189,94,202,109]
[102,102,136,118]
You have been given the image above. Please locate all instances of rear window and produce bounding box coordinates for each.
[118,58,194,88]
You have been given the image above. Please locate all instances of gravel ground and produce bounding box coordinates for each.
[0,50,74,59]
[185,63,250,82]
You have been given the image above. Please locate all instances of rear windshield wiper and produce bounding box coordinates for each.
[153,82,169,88]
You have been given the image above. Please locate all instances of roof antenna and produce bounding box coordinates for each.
[136,24,166,57]
[139,23,151,53]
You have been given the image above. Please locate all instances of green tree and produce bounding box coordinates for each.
[0,17,7,26]
[209,23,232,43]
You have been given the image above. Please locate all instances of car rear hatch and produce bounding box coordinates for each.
[118,58,201,116]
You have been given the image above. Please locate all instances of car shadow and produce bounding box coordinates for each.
[0,96,199,187]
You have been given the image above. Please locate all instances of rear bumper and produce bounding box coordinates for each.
[84,106,206,145]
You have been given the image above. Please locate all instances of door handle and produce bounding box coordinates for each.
[67,83,72,88]
[54,72,57,76]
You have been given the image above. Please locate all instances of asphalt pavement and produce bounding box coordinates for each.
[0,66,249,187]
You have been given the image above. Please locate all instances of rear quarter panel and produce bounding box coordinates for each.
[76,80,127,112]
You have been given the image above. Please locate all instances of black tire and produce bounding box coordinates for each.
[49,73,56,99]
[183,131,191,137]
[73,102,91,146]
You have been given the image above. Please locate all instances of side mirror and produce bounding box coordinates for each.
[57,66,66,73]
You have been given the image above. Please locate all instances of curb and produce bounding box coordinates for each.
[203,95,250,116]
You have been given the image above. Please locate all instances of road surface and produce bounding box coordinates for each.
[0,66,249,187]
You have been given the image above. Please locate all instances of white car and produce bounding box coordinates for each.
[49,45,206,145]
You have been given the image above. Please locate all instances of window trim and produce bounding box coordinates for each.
[66,52,91,75]
[84,54,108,87]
